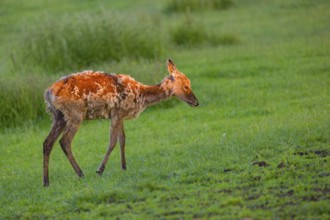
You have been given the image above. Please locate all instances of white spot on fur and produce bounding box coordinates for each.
[72,86,80,97]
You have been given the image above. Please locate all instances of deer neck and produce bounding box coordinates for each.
[142,76,174,107]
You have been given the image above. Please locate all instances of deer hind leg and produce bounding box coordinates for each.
[59,121,84,178]
[96,119,122,175]
[118,123,127,170]
[43,110,66,187]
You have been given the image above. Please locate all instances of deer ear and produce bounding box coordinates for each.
[167,59,176,74]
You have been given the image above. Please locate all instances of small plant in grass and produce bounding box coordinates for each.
[165,0,234,13]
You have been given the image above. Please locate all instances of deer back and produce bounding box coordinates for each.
[45,71,146,122]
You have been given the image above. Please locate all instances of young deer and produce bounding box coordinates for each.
[43,59,199,186]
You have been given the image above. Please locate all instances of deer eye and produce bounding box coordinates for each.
[183,86,189,91]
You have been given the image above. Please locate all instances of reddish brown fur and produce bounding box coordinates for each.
[43,59,198,186]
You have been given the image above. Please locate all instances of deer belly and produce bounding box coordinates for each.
[85,101,112,119]
[123,106,146,120]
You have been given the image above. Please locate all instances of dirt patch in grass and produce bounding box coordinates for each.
[252,161,269,167]
[294,149,329,157]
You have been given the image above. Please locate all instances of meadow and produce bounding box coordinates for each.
[0,0,329,219]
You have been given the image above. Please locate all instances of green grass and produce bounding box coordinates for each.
[0,0,329,219]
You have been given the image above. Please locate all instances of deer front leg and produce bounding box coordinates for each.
[96,118,122,175]
[118,123,126,170]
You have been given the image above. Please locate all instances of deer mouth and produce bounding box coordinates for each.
[188,100,199,107]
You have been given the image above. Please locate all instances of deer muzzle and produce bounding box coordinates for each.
[187,92,199,107]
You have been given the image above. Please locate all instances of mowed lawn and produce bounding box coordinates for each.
[0,0,329,219]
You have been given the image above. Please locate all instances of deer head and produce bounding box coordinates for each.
[167,59,199,107]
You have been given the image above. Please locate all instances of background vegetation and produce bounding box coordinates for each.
[12,11,163,73]
[0,0,329,219]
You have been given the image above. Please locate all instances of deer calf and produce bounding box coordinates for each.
[43,59,199,186]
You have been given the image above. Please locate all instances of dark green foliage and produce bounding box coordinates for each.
[170,16,239,47]
[171,20,207,46]
[165,0,234,13]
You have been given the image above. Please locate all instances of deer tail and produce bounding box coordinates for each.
[44,89,56,114]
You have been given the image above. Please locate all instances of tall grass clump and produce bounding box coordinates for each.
[12,11,163,74]
[170,15,239,47]
[171,21,207,46]
[165,0,233,13]
[0,76,49,129]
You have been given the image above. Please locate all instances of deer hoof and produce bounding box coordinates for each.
[96,164,105,175]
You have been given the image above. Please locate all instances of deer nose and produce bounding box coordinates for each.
[188,92,199,107]
[189,99,199,107]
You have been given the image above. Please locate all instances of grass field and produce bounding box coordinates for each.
[0,0,329,219]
